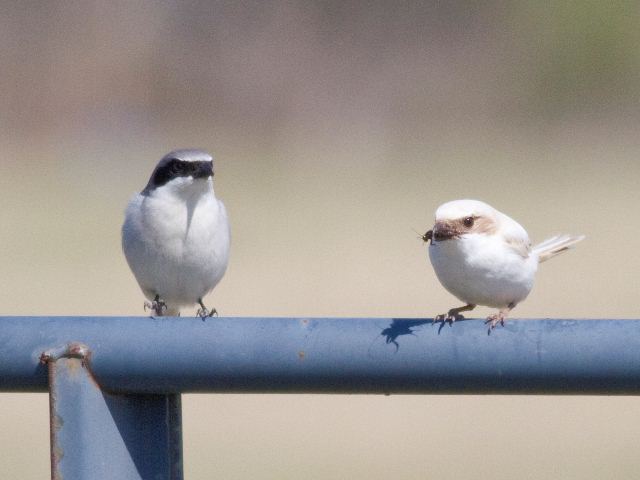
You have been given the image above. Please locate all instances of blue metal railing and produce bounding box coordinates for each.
[3,316,640,394]
[2,317,640,479]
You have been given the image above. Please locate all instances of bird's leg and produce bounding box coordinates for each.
[434,304,475,324]
[485,303,516,332]
[144,294,167,317]
[197,298,218,320]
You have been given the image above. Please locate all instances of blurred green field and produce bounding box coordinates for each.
[1,2,640,478]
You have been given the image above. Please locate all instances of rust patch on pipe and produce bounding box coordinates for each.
[64,358,82,378]
[47,361,64,480]
[40,342,91,365]
[40,342,101,386]
[42,342,95,479]
[51,435,64,480]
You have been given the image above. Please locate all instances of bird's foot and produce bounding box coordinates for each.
[485,304,515,334]
[144,297,167,317]
[485,311,508,333]
[196,306,218,319]
[434,310,466,325]
[433,304,475,325]
[197,299,217,320]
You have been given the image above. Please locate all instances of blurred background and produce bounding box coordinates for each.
[1,1,640,478]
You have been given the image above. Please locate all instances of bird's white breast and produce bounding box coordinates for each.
[428,233,537,308]
[122,186,230,308]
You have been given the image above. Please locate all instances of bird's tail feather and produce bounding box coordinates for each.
[533,234,585,263]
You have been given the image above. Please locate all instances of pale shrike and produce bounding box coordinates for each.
[122,149,230,318]
[423,199,584,331]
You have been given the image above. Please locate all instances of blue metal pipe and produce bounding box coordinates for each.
[1,317,639,394]
[47,354,182,480]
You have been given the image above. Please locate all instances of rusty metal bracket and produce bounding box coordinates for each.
[41,342,183,480]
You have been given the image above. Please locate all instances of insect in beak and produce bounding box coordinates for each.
[412,228,432,244]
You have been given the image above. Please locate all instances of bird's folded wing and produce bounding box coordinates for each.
[504,236,532,259]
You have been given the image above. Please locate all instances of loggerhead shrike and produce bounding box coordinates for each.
[423,199,584,331]
[122,149,230,318]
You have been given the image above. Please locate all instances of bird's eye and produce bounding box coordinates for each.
[170,161,182,174]
[463,216,474,228]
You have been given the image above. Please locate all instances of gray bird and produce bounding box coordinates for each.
[122,149,230,317]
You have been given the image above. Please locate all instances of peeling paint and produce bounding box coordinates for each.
[47,362,64,480]
[43,343,95,480]
[51,442,64,480]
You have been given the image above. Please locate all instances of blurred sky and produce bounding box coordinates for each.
[1,2,640,479]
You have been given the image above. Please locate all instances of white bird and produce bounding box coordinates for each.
[122,149,230,318]
[423,199,583,331]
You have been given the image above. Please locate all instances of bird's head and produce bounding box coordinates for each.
[428,199,499,243]
[143,149,214,196]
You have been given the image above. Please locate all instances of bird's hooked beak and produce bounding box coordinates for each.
[431,220,458,242]
[193,161,214,180]
[422,230,433,244]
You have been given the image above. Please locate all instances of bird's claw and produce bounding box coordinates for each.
[197,306,218,320]
[485,313,506,331]
[144,299,167,317]
[433,311,465,325]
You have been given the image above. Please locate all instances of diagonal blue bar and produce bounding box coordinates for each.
[47,355,182,480]
[1,317,640,394]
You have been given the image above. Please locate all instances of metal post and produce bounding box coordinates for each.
[41,343,183,480]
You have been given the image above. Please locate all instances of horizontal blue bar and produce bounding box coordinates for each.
[1,317,639,394]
